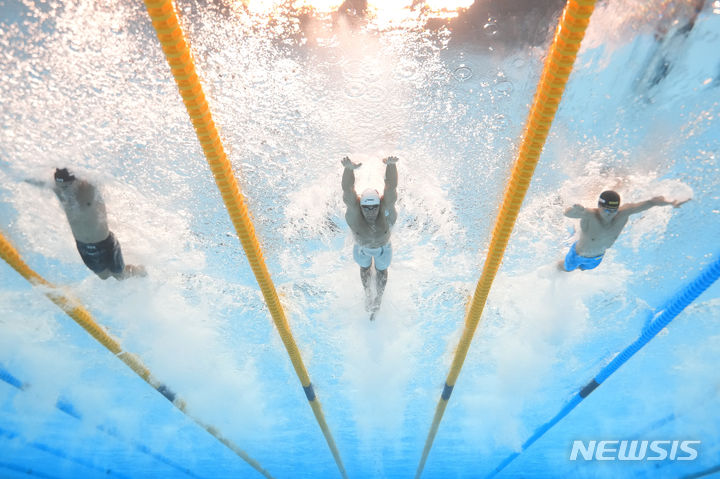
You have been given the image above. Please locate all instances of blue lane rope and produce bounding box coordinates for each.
[681,463,720,479]
[0,427,131,479]
[0,366,24,389]
[488,253,720,478]
[639,412,677,435]
[0,461,60,479]
[0,366,202,479]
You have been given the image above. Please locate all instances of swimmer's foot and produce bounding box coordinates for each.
[124,264,147,278]
[368,296,382,321]
[364,285,376,312]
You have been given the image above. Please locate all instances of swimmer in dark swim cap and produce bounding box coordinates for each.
[559,190,689,272]
[49,168,147,280]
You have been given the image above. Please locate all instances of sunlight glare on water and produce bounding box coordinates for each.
[245,0,474,20]
[0,0,718,478]
[246,0,343,14]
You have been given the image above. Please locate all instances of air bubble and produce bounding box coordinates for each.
[494,80,513,96]
[395,60,418,80]
[453,65,473,81]
[483,19,498,38]
[493,114,510,130]
[365,85,386,102]
[345,81,364,99]
[412,99,431,114]
[323,50,342,66]
[363,65,383,83]
[249,69,268,85]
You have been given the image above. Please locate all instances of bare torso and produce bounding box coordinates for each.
[345,198,395,248]
[342,159,398,249]
[53,180,110,244]
[575,208,631,257]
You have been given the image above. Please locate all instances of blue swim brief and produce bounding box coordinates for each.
[353,243,392,271]
[564,242,603,272]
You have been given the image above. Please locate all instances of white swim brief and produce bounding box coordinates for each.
[353,243,392,270]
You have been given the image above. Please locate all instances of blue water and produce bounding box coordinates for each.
[1,0,719,478]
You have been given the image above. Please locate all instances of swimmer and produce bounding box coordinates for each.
[559,190,689,272]
[341,156,398,319]
[50,168,146,280]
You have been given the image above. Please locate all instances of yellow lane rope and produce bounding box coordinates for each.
[0,231,274,479]
[414,1,598,477]
[142,2,347,478]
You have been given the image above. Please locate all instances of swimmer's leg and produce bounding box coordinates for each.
[360,265,373,311]
[373,267,387,312]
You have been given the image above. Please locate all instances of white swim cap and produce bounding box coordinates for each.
[360,189,380,206]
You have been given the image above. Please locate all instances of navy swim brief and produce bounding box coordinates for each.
[75,232,125,274]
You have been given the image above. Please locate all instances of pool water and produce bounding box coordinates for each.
[1,0,719,478]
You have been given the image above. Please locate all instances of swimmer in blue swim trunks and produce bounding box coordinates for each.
[341,156,398,318]
[50,168,146,280]
[559,190,689,272]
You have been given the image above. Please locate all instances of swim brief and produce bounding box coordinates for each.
[564,242,603,272]
[353,243,392,271]
[75,232,125,274]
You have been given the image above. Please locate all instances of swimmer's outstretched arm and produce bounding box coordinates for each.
[341,156,361,207]
[23,175,91,192]
[564,204,588,218]
[382,156,398,208]
[383,157,399,226]
[24,178,49,188]
[620,196,690,215]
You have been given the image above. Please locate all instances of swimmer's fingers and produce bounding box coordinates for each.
[341,157,361,169]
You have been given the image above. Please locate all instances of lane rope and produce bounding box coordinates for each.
[0,231,274,479]
[487,253,720,477]
[414,1,598,477]
[0,365,203,478]
[141,2,347,477]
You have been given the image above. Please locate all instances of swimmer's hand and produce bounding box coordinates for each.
[670,198,691,208]
[564,204,586,218]
[383,156,399,165]
[341,157,361,169]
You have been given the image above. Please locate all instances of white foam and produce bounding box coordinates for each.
[458,262,632,451]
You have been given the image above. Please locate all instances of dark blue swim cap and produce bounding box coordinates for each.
[598,190,620,209]
[54,168,76,183]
